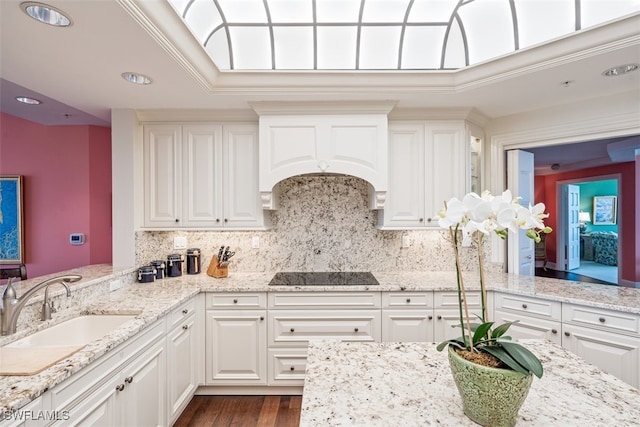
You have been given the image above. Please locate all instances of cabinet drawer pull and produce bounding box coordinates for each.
[437,315,442,320]
[233,299,238,304]
[428,315,433,320]
[419,218,424,222]
[175,218,179,223]
[522,304,528,309]
[354,328,359,333]
[427,218,433,223]
[290,328,295,333]
[260,316,264,321]
[125,376,133,384]
[216,218,220,223]
[598,317,606,323]
[224,218,228,223]
[182,325,189,330]
[551,329,558,334]
[115,384,125,392]
[406,298,411,303]
[564,331,571,337]
[182,309,188,315]
[290,366,295,371]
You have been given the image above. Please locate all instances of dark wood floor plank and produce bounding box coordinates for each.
[174,395,301,427]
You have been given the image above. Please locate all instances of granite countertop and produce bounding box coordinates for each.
[1,265,638,414]
[300,340,640,427]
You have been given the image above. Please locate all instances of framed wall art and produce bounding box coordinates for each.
[0,176,24,264]
[592,195,617,225]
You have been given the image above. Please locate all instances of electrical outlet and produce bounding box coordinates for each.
[109,279,122,292]
[402,236,411,248]
[251,236,260,249]
[174,236,187,249]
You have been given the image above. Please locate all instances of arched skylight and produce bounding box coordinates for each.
[167,0,640,71]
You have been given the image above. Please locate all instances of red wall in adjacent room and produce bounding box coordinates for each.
[534,162,637,284]
[0,113,112,278]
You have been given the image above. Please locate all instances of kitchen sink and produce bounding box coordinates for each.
[5,314,139,348]
[1,314,140,376]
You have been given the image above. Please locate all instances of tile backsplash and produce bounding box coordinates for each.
[136,175,498,273]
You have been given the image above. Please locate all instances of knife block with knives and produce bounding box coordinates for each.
[207,245,235,278]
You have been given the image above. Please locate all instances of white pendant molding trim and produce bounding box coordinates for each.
[253,101,396,210]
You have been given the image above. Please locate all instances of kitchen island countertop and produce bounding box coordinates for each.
[300,339,640,426]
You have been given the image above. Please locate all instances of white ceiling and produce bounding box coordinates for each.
[1,0,639,170]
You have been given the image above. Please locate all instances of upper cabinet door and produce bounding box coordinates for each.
[383,123,425,227]
[144,125,182,227]
[424,122,467,227]
[223,124,263,227]
[182,125,223,227]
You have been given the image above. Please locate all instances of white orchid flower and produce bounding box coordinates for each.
[438,197,466,228]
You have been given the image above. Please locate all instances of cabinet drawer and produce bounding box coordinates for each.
[269,292,381,309]
[268,310,381,346]
[494,293,561,321]
[563,304,640,335]
[382,292,433,308]
[168,297,197,330]
[206,292,267,309]
[434,291,482,309]
[267,349,307,386]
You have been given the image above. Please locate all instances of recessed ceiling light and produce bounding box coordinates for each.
[121,72,153,85]
[15,96,42,105]
[602,63,639,77]
[20,2,72,27]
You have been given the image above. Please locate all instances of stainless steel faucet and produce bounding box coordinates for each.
[1,275,81,336]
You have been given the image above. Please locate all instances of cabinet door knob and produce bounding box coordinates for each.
[182,309,188,315]
[182,325,189,330]
[233,299,238,304]
[175,218,179,223]
[290,328,295,333]
[564,331,571,337]
[224,218,228,223]
[260,316,264,321]
[437,315,442,320]
[551,329,558,334]
[290,366,295,371]
[598,317,606,323]
[125,376,133,384]
[216,218,220,223]
[354,328,359,333]
[115,384,125,392]
[427,218,433,223]
[522,304,528,309]
[419,218,424,222]
[406,298,411,303]
[428,315,433,320]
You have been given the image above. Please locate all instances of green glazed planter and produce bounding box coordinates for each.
[448,346,533,427]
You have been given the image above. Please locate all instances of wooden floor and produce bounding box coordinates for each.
[173,395,302,427]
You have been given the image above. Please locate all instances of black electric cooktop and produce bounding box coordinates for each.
[269,272,379,286]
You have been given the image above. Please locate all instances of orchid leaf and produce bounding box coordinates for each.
[480,346,530,376]
[491,321,519,339]
[500,341,544,378]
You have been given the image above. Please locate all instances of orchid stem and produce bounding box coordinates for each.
[477,232,488,324]
[450,225,473,349]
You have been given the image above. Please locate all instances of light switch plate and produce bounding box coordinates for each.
[401,236,411,248]
[174,236,187,249]
[251,236,260,249]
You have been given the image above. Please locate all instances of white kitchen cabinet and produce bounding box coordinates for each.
[267,292,381,386]
[380,121,468,228]
[561,303,639,388]
[49,320,166,427]
[143,123,263,228]
[144,124,183,227]
[205,293,267,385]
[433,291,485,342]
[382,292,434,342]
[166,298,198,425]
[492,292,562,345]
[1,396,46,427]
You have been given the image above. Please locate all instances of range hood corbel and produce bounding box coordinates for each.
[252,101,396,210]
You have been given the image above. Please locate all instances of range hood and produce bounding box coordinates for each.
[252,102,396,210]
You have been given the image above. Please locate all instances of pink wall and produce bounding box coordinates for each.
[534,162,638,285]
[0,113,112,278]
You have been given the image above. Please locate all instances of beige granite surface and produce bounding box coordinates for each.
[300,340,640,427]
[1,265,638,415]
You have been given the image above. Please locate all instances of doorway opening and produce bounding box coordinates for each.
[554,176,620,285]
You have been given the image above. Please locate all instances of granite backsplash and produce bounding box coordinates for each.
[136,175,499,273]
